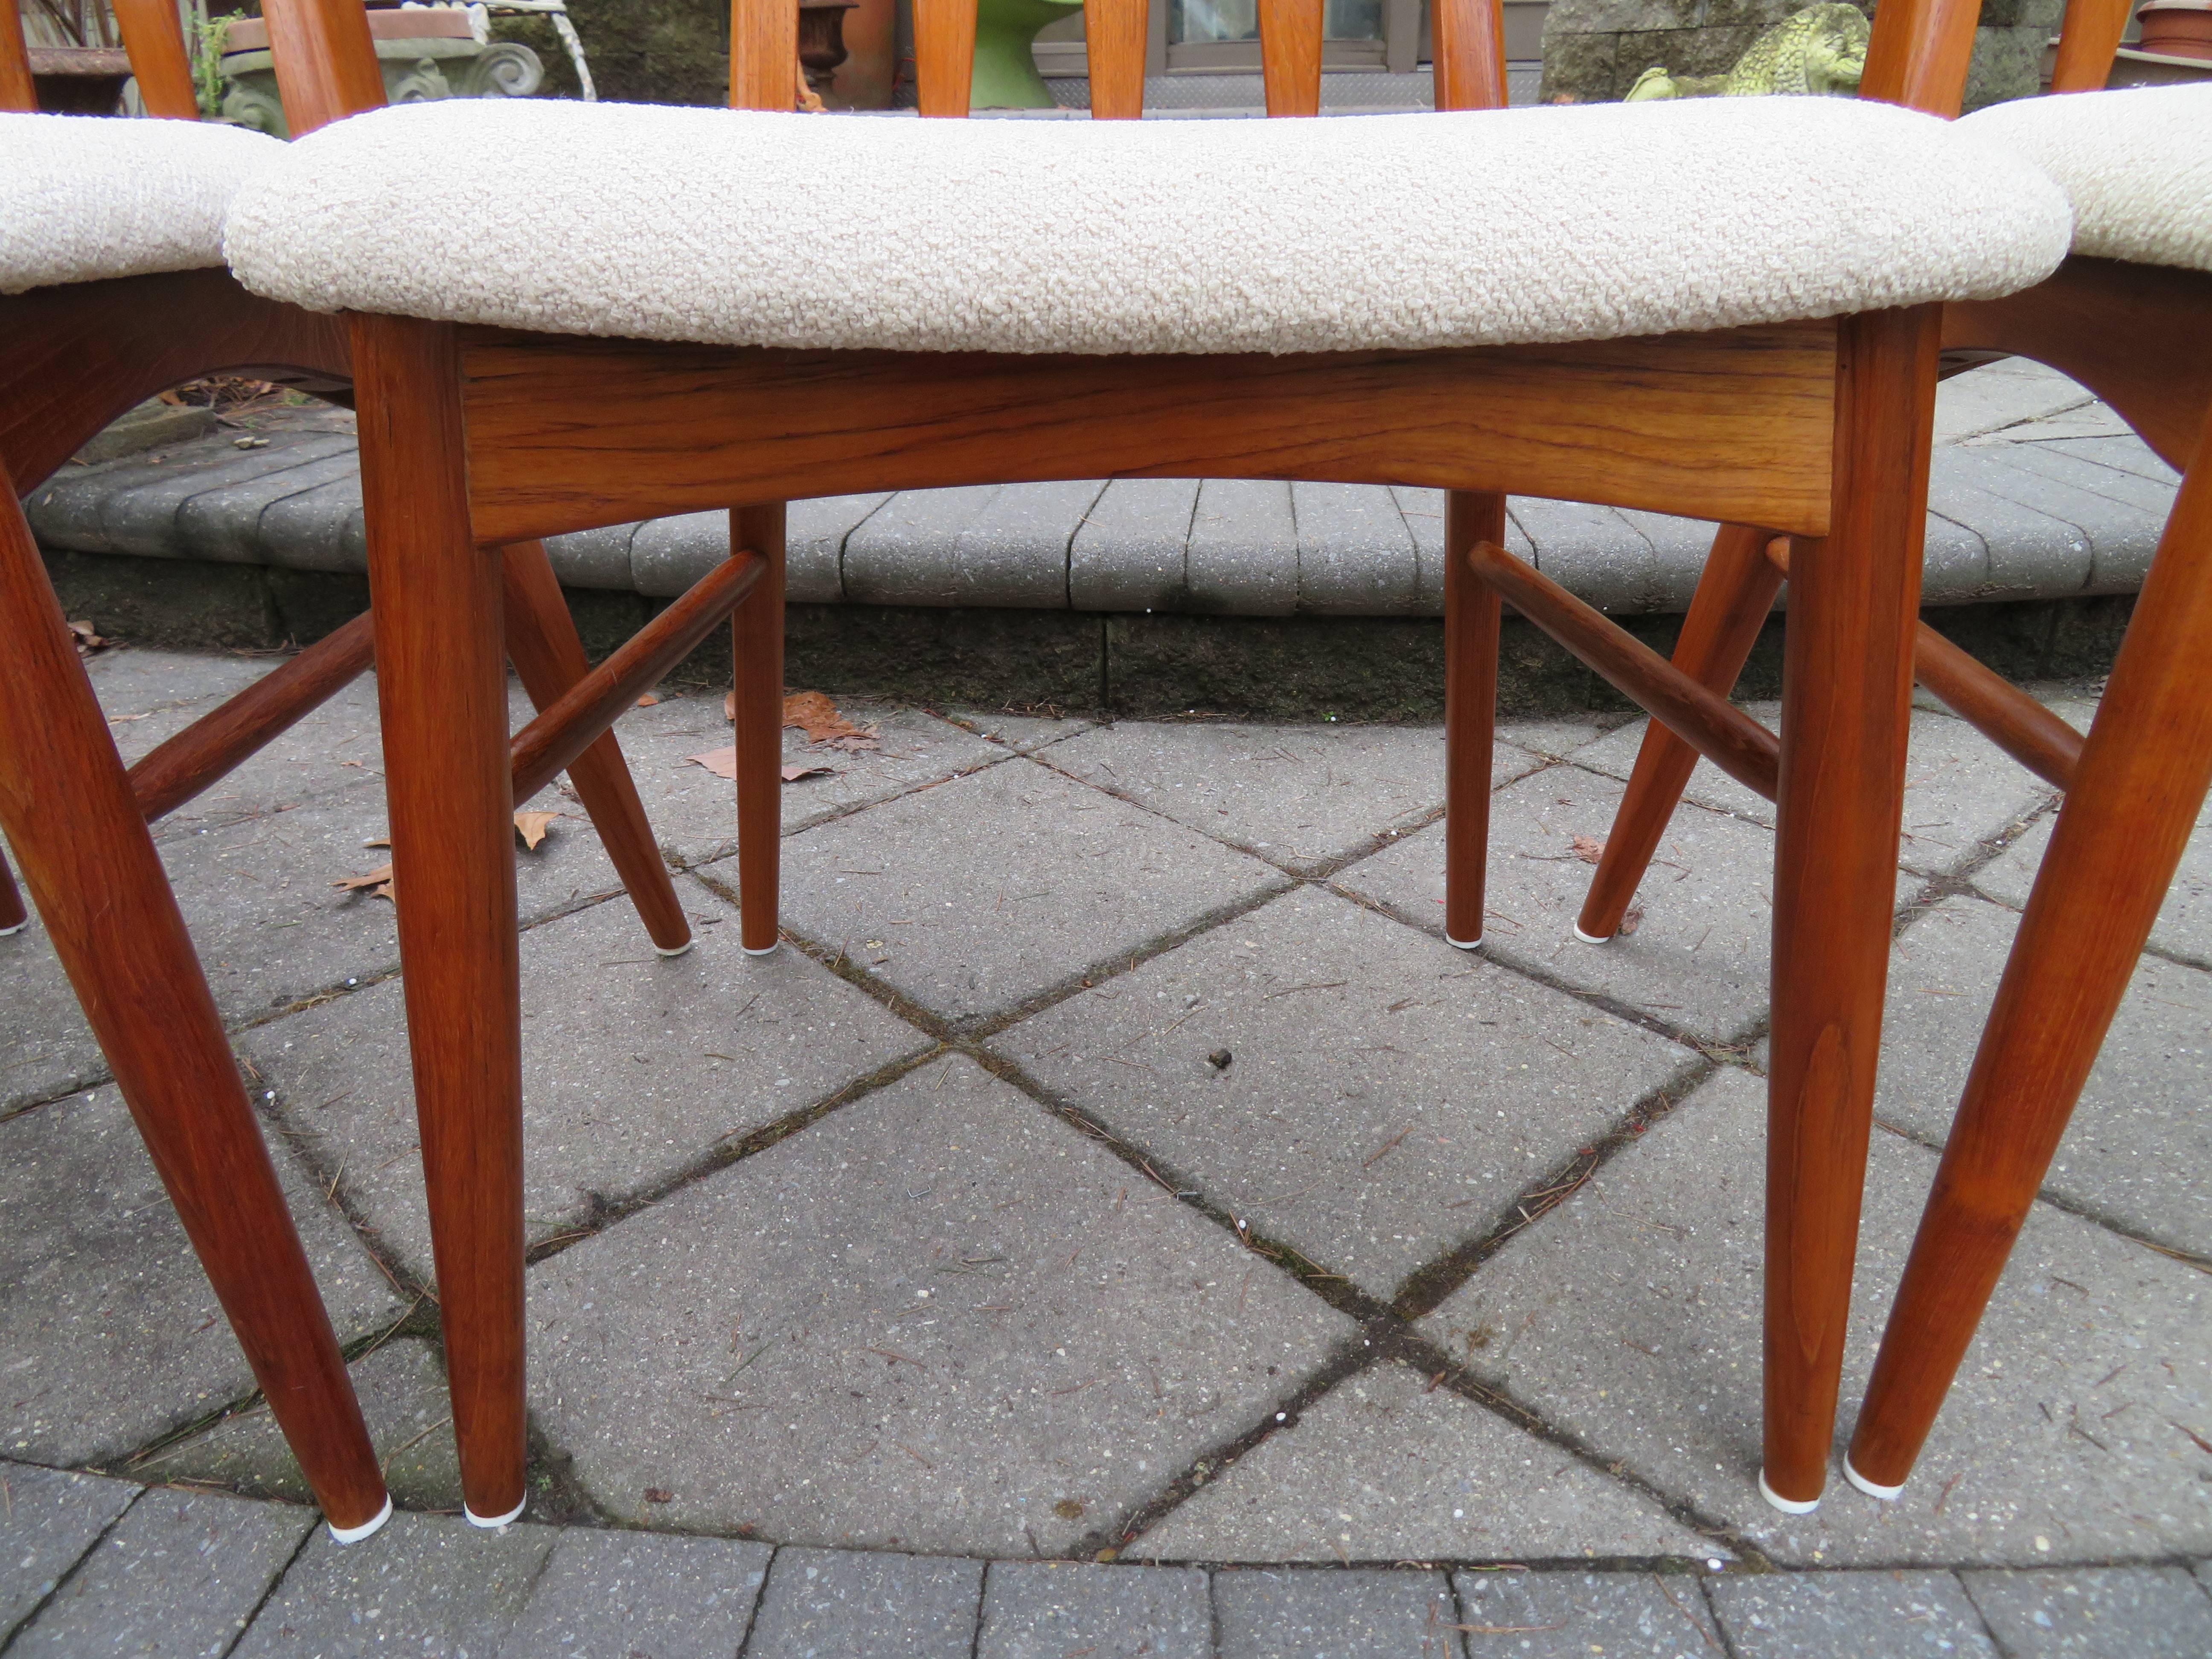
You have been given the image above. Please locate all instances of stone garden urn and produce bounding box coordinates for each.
[219,5,543,137]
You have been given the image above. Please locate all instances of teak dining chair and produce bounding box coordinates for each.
[0,0,697,1540]
[233,0,2069,1525]
[1551,0,2212,1500]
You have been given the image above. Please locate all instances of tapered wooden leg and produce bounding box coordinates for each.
[500,540,692,955]
[1579,524,1784,941]
[1848,416,2212,1496]
[0,468,388,1540]
[0,841,24,934]
[1444,490,1506,949]
[1763,306,1940,1511]
[731,503,786,955]
[354,316,527,1527]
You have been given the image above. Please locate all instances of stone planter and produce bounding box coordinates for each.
[972,0,1083,108]
[219,7,542,137]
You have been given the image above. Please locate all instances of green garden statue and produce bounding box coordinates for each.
[1622,3,1871,101]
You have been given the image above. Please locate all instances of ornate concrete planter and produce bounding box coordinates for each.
[218,7,542,137]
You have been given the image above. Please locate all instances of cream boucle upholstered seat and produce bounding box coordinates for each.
[1,114,281,296]
[223,93,2072,358]
[1960,83,2212,275]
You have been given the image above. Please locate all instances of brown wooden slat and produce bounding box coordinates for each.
[459,323,1839,547]
[1258,0,1322,116]
[1467,538,1781,800]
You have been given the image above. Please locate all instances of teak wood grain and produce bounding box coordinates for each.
[1084,0,1147,118]
[1852,398,2212,1487]
[1442,492,1505,949]
[354,314,529,1522]
[1760,303,1940,1505]
[731,504,786,955]
[0,270,349,489]
[1945,258,2212,474]
[0,0,34,109]
[0,460,387,1533]
[1258,0,1323,115]
[110,0,199,117]
[457,325,1839,548]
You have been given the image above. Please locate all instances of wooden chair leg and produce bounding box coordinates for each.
[500,540,693,955]
[354,315,528,1527]
[1762,305,1941,1512]
[1848,422,2212,1498]
[0,470,389,1542]
[731,503,786,956]
[0,841,24,934]
[1579,523,1784,941]
[1444,490,1505,949]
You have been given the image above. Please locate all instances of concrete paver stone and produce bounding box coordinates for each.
[1875,896,2212,1257]
[1420,1068,2212,1566]
[1041,719,1541,877]
[244,888,923,1281]
[1452,1569,1725,1659]
[1339,767,1880,1043]
[939,707,1099,755]
[1962,1565,2212,1658]
[9,1486,313,1656]
[136,1338,463,1511]
[1708,1570,2000,1658]
[1294,480,1421,616]
[1211,1566,1461,1659]
[494,1526,774,1658]
[1069,477,1198,612]
[525,1056,1356,1551]
[228,1510,556,1659]
[743,1546,983,1659]
[778,758,1286,1026]
[1137,1359,1726,1564]
[605,693,1009,867]
[788,492,893,601]
[1186,480,1297,617]
[0,1086,403,1465]
[0,1465,139,1641]
[1000,885,1694,1297]
[976,1560,1211,1659]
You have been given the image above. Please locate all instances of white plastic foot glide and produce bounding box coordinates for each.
[327,1494,393,1545]
[653,939,696,958]
[1758,1470,1822,1515]
[741,940,779,957]
[1573,924,1615,945]
[0,921,25,937]
[1446,933,1484,952]
[1843,1456,1906,1501]
[465,1497,526,1529]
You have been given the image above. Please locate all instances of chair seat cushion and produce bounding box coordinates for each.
[1,114,281,296]
[1959,84,2212,275]
[224,94,2069,358]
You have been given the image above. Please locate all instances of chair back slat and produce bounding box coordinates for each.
[2049,0,2131,90]
[1858,0,1981,116]
[912,0,978,115]
[1258,0,1322,116]
[729,0,799,109]
[1430,0,1508,110]
[1086,0,1146,119]
[0,0,35,113]
[111,0,200,118]
[260,0,385,132]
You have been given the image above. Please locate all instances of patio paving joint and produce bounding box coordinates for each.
[517,1041,950,1273]
[0,1481,140,1649]
[1386,1056,1728,1323]
[1100,1332,1389,1566]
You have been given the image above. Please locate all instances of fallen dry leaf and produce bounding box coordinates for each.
[783,690,878,750]
[513,809,561,851]
[332,863,395,904]
[686,746,738,780]
[634,692,660,708]
[724,689,736,722]
[1569,834,1607,864]
[66,620,107,653]
[642,1487,673,1504]
[1618,904,1645,937]
[781,763,835,783]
